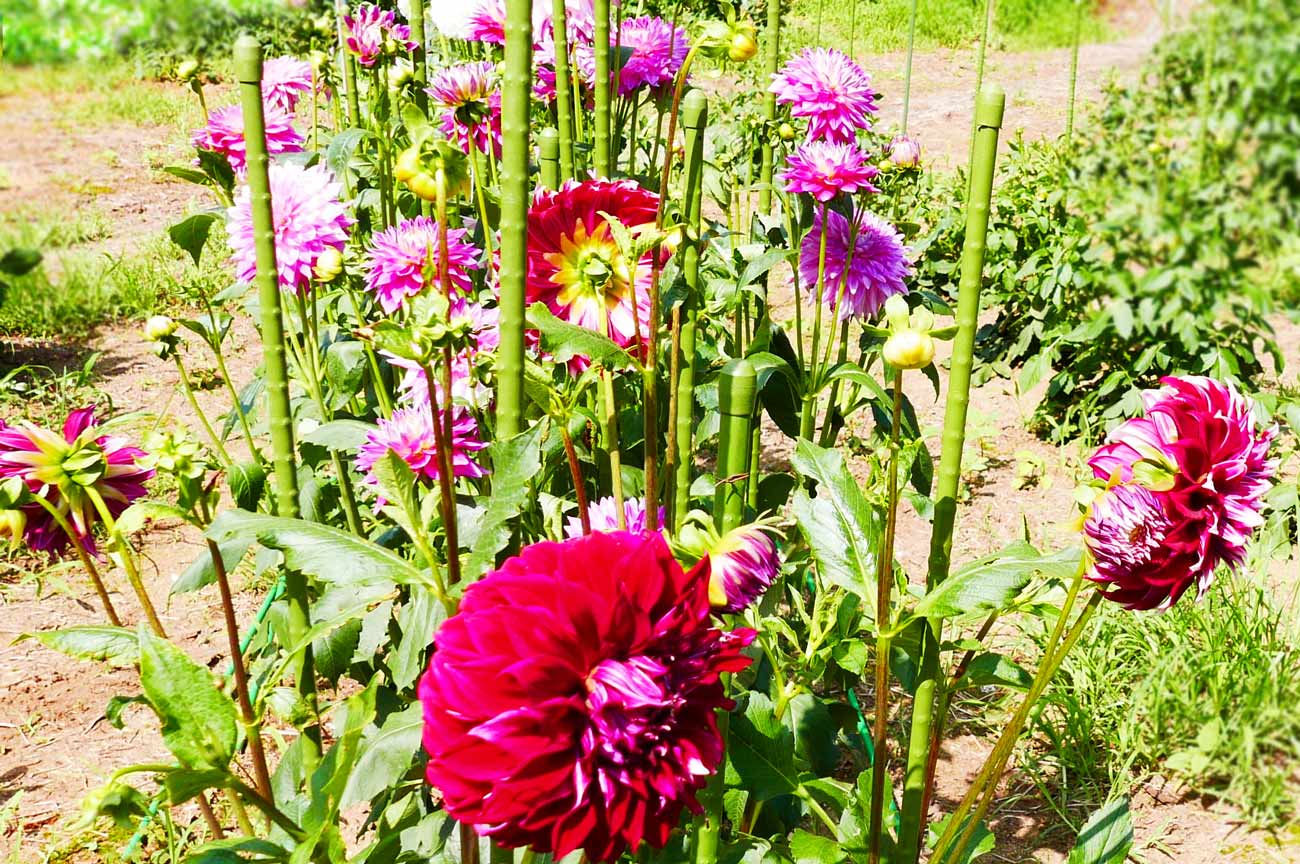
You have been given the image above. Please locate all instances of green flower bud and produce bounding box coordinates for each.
[883,329,935,369]
[144,315,177,341]
[777,122,796,141]
[728,25,759,63]
[313,246,345,283]
[176,59,200,81]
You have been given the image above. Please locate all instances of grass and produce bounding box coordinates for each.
[784,0,1113,56]
[0,62,203,135]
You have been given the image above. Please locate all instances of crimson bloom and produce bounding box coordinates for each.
[190,103,303,175]
[525,179,660,354]
[799,207,910,319]
[1084,376,1275,610]
[427,61,503,157]
[783,140,878,202]
[0,408,152,555]
[364,216,481,315]
[770,48,879,143]
[419,530,755,860]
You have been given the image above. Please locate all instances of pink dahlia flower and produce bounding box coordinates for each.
[227,163,353,294]
[427,61,503,158]
[707,523,781,613]
[190,103,303,176]
[419,530,755,860]
[465,0,507,43]
[525,179,660,355]
[564,494,662,538]
[887,134,922,169]
[784,140,878,202]
[260,56,315,113]
[799,208,911,320]
[770,47,879,143]
[364,217,480,315]
[355,405,486,503]
[1084,376,1275,610]
[345,3,416,67]
[0,407,152,555]
[614,16,688,96]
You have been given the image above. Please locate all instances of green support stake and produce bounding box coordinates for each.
[539,128,560,190]
[551,0,575,181]
[757,0,781,214]
[895,86,1005,864]
[408,0,429,114]
[234,34,319,761]
[593,0,612,176]
[1064,0,1083,148]
[714,359,756,533]
[672,90,708,532]
[497,0,533,437]
[335,0,360,126]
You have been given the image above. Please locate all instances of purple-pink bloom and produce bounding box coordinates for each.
[345,3,416,67]
[783,140,879,202]
[427,61,503,158]
[227,163,353,294]
[707,523,781,613]
[382,305,498,410]
[770,48,879,143]
[887,134,922,169]
[190,103,303,176]
[261,56,316,113]
[465,0,507,43]
[614,16,688,96]
[799,207,910,320]
[564,495,662,538]
[364,216,481,315]
[355,405,487,503]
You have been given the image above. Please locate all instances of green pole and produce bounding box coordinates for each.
[539,127,560,189]
[965,0,994,180]
[757,0,781,214]
[895,86,1005,864]
[552,0,575,180]
[714,359,756,533]
[496,0,533,437]
[233,34,319,762]
[902,0,919,133]
[408,0,429,114]
[335,0,360,126]
[672,90,708,532]
[593,0,612,176]
[1064,0,1082,148]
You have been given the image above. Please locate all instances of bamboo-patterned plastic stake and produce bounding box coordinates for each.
[539,128,560,190]
[593,0,612,176]
[715,359,756,533]
[757,0,781,214]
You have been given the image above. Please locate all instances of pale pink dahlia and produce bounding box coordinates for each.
[1084,376,1275,610]
[707,522,781,613]
[355,405,486,502]
[345,3,416,67]
[614,16,687,96]
[419,530,755,860]
[227,163,353,294]
[564,495,662,538]
[190,103,303,176]
[427,61,503,157]
[799,208,910,320]
[784,140,878,202]
[770,47,879,143]
[261,56,315,113]
[887,134,922,169]
[364,217,480,315]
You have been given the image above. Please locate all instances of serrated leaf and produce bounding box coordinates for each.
[138,628,237,772]
[914,543,1081,621]
[790,830,846,864]
[0,248,42,277]
[461,426,543,581]
[953,652,1033,691]
[171,538,252,595]
[303,419,373,453]
[728,693,798,802]
[1068,798,1133,864]
[340,703,424,809]
[19,625,139,667]
[228,460,266,512]
[168,214,218,267]
[526,303,638,370]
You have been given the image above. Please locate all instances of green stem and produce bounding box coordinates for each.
[336,0,360,126]
[431,171,464,587]
[468,139,496,265]
[33,496,120,626]
[173,353,235,470]
[346,288,394,417]
[85,487,167,638]
[1064,0,1083,149]
[552,0,575,180]
[965,0,995,188]
[408,0,428,112]
[197,287,263,467]
[799,206,829,440]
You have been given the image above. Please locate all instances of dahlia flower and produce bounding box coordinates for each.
[427,61,503,157]
[887,134,922,169]
[355,405,486,502]
[614,16,688,96]
[419,530,755,860]
[190,103,303,176]
[261,56,315,113]
[465,0,507,43]
[382,304,498,410]
[0,408,152,555]
[770,47,879,143]
[1084,376,1275,610]
[345,3,417,67]
[364,217,480,315]
[799,207,911,320]
[227,163,353,294]
[707,522,781,613]
[783,140,879,202]
[564,495,662,537]
[525,179,659,353]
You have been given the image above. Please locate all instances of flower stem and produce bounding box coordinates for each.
[551,0,575,180]
[33,496,120,626]
[431,170,463,585]
[173,353,236,471]
[560,422,591,534]
[197,287,263,468]
[901,0,919,134]
[84,487,167,639]
[758,0,782,214]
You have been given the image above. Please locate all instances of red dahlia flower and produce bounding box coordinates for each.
[419,530,755,861]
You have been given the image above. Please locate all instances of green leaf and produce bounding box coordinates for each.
[324,341,367,410]
[461,426,543,581]
[228,460,266,512]
[162,164,213,187]
[138,628,237,772]
[340,703,424,809]
[303,419,373,453]
[790,440,883,608]
[954,653,1033,691]
[168,214,218,268]
[391,586,445,691]
[927,812,993,863]
[1068,798,1133,864]
[526,302,638,371]
[184,837,289,864]
[18,625,138,667]
[164,767,231,804]
[785,694,840,777]
[0,248,42,277]
[208,510,435,590]
[790,830,846,864]
[312,618,361,683]
[728,693,798,802]
[913,543,1081,621]
[112,501,194,541]
[171,539,252,595]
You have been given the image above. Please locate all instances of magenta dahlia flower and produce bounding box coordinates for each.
[614,16,688,96]
[355,405,486,503]
[707,523,781,613]
[525,179,660,354]
[190,103,303,176]
[1084,376,1275,610]
[261,56,315,113]
[364,217,480,315]
[799,207,911,320]
[0,408,152,555]
[419,530,755,860]
[426,61,503,157]
[345,3,417,67]
[770,47,880,143]
[784,140,879,202]
[465,0,507,43]
[564,495,662,538]
[887,134,922,169]
[227,163,353,294]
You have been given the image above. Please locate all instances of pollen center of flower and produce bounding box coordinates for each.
[545,221,632,318]
[583,655,680,773]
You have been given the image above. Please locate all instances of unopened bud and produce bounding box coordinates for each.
[313,246,345,283]
[728,26,759,63]
[883,329,935,369]
[176,59,200,81]
[144,315,177,341]
[0,509,26,551]
[777,122,796,141]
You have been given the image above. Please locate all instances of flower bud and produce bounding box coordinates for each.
[143,315,177,341]
[394,146,422,183]
[707,523,781,613]
[309,50,330,73]
[0,509,27,551]
[887,134,922,169]
[777,122,796,141]
[728,25,759,63]
[313,246,345,283]
[176,59,200,81]
[883,329,935,369]
[389,59,414,89]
